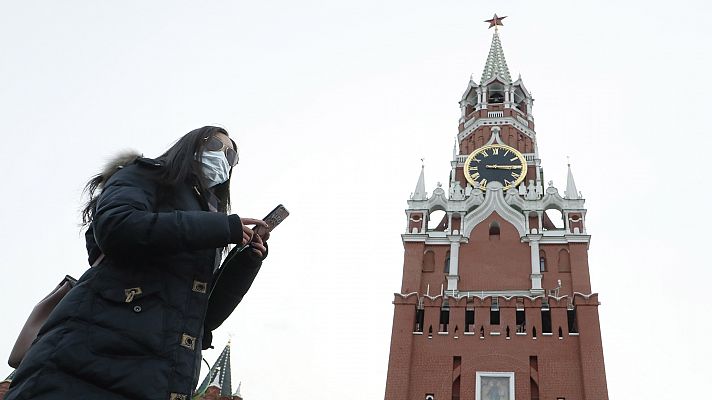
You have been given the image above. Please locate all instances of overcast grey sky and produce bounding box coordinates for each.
[1,1,710,399]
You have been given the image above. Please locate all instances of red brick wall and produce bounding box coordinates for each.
[384,295,608,400]
[459,214,531,291]
[459,126,534,156]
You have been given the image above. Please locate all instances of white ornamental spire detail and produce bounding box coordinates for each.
[208,367,223,389]
[480,15,512,84]
[411,161,427,200]
[565,162,581,199]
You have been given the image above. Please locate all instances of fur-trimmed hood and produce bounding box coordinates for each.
[98,150,143,185]
[81,151,158,226]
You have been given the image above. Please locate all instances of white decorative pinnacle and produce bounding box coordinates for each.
[411,163,427,200]
[480,31,512,84]
[209,368,222,389]
[565,163,581,199]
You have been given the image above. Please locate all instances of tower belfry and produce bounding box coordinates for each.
[384,16,609,400]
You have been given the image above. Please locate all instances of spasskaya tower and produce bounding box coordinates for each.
[384,15,609,400]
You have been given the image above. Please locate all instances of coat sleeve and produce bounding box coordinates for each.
[93,165,241,256]
[202,245,265,349]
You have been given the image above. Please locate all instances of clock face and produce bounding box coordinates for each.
[464,144,528,190]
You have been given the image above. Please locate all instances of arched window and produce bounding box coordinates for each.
[422,250,435,272]
[487,83,505,104]
[444,250,451,274]
[489,221,500,241]
[428,210,447,231]
[558,249,571,272]
[543,208,565,230]
[539,250,547,272]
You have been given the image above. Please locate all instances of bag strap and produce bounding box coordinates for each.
[91,253,106,268]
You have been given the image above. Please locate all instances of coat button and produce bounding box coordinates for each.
[192,280,207,293]
[180,333,196,350]
[133,305,142,313]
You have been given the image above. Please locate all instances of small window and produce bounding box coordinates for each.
[541,307,552,334]
[567,307,578,334]
[439,302,450,332]
[444,250,451,274]
[516,309,526,333]
[490,298,500,325]
[489,221,500,241]
[465,308,475,333]
[414,307,424,332]
[539,256,546,272]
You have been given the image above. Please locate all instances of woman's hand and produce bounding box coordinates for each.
[240,218,268,246]
[248,233,267,258]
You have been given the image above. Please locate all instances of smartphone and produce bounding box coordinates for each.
[254,204,289,237]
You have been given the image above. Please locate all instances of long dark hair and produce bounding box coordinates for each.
[82,126,235,226]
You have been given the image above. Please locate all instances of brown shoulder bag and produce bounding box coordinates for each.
[8,275,77,368]
[8,254,105,368]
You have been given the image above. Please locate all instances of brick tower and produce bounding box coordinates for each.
[384,15,609,400]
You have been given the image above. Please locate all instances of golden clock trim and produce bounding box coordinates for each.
[463,144,528,191]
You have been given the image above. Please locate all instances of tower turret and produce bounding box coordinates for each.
[196,341,233,398]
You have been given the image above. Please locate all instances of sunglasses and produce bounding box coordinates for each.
[204,136,239,166]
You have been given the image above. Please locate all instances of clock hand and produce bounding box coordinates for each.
[485,165,522,170]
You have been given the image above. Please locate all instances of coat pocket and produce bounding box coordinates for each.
[89,282,166,358]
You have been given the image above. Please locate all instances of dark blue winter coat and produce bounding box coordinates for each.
[6,156,264,400]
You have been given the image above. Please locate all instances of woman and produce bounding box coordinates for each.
[6,126,268,400]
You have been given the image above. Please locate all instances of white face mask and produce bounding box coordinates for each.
[199,150,231,187]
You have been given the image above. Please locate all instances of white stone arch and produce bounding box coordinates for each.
[481,75,507,87]
[463,182,526,238]
[540,186,567,210]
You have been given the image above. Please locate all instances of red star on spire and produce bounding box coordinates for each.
[484,14,507,30]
